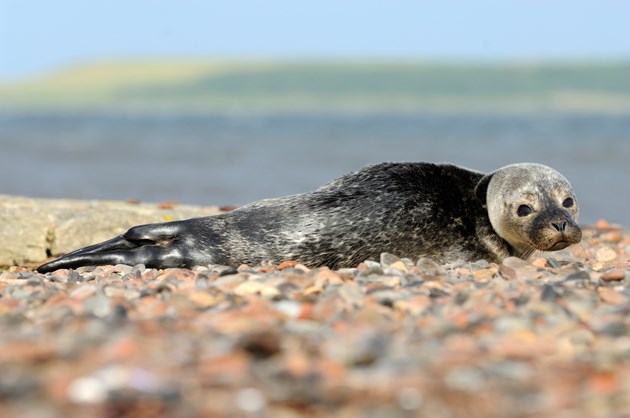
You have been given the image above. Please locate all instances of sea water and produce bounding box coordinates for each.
[1,110,628,225]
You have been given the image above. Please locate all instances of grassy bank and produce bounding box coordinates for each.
[1,59,629,113]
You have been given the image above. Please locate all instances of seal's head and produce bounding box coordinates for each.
[476,163,582,258]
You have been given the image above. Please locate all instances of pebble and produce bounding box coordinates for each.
[498,264,518,280]
[387,261,408,273]
[595,219,611,229]
[331,279,356,298]
[380,252,401,267]
[189,289,223,308]
[84,293,112,317]
[67,365,179,406]
[303,286,322,297]
[540,284,561,303]
[235,387,267,413]
[473,268,496,281]
[69,284,97,299]
[233,280,281,299]
[67,376,107,404]
[416,257,441,273]
[531,258,547,268]
[596,247,618,262]
[278,260,299,270]
[397,387,423,410]
[502,257,530,268]
[218,266,239,276]
[601,269,626,282]
[444,366,485,391]
[599,288,626,305]
[565,271,591,282]
[212,274,246,290]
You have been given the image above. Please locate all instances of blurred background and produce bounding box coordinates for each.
[0,0,628,225]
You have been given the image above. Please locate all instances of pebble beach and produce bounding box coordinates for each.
[1,220,629,418]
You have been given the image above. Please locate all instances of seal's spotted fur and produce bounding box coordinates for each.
[37,162,581,272]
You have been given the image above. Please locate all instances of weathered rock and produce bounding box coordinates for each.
[0,204,50,266]
[0,194,222,266]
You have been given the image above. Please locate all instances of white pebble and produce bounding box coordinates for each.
[273,300,302,318]
[398,387,423,410]
[67,376,107,404]
[235,387,266,413]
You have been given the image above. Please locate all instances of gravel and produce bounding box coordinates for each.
[0,222,629,417]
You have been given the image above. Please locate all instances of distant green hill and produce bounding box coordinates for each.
[1,59,629,113]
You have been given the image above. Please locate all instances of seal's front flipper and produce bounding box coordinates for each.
[36,222,186,273]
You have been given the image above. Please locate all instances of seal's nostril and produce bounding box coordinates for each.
[551,221,567,232]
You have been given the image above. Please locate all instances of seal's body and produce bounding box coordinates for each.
[36,162,581,273]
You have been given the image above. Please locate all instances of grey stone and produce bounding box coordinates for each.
[380,252,400,267]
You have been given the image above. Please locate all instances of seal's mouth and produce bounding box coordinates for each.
[547,240,570,251]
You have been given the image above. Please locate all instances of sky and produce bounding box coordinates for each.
[1,0,629,81]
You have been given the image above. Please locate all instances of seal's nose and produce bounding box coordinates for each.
[551,220,567,232]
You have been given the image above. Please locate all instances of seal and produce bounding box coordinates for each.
[36,162,582,273]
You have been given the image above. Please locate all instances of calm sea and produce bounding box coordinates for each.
[1,110,628,225]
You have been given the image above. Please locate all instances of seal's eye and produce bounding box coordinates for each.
[562,197,574,208]
[517,205,533,217]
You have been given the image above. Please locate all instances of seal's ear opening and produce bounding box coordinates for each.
[474,174,493,206]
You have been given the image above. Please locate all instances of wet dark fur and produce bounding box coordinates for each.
[37,162,519,273]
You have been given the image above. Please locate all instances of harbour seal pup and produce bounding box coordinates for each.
[36,162,581,273]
